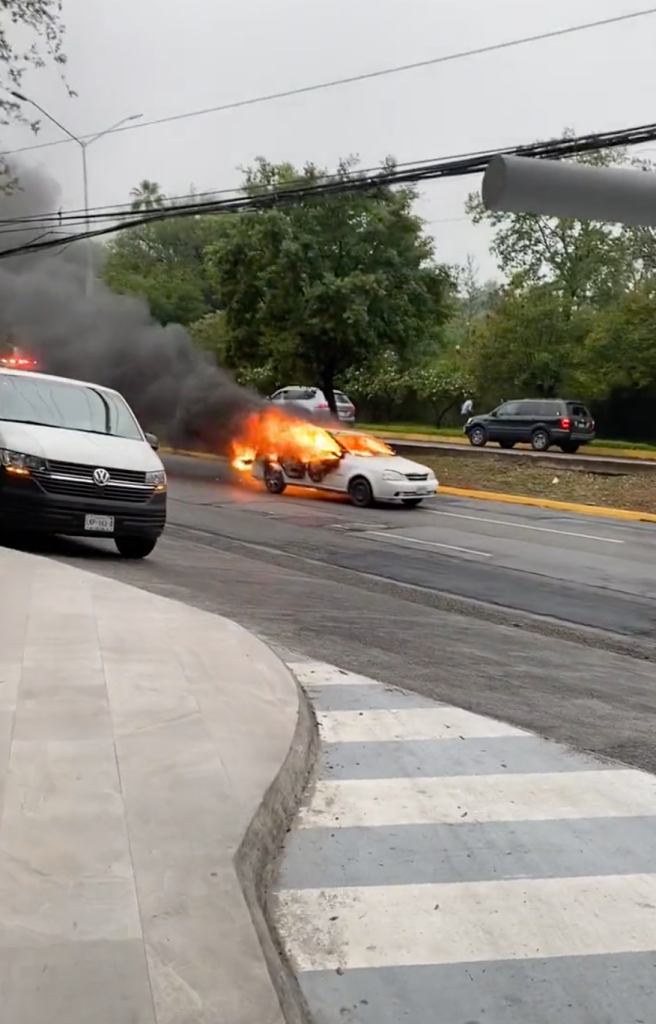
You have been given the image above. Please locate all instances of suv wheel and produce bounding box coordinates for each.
[531,429,550,451]
[468,426,487,447]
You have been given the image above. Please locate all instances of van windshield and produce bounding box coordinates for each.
[0,373,144,440]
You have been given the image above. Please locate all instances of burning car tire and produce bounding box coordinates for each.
[348,476,374,508]
[264,464,287,494]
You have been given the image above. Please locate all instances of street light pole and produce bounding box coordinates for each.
[9,92,142,295]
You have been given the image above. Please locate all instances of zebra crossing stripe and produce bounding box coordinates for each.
[274,660,656,1023]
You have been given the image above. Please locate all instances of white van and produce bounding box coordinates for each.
[0,368,166,559]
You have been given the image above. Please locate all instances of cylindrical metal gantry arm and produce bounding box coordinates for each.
[482,154,656,228]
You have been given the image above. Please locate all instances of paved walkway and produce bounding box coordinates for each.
[0,546,304,1024]
[274,661,656,1023]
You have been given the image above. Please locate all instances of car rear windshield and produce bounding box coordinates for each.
[567,403,591,417]
[0,373,144,440]
[334,432,394,457]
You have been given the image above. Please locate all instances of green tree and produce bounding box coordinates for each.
[130,180,166,211]
[467,284,593,400]
[205,157,453,412]
[103,212,226,324]
[582,284,656,399]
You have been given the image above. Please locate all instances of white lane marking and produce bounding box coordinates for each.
[363,530,492,558]
[275,873,656,971]
[297,770,656,829]
[425,507,625,544]
[289,662,382,688]
[316,707,526,743]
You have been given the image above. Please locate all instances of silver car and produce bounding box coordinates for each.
[268,386,356,424]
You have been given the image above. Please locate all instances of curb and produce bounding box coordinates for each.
[236,669,319,1024]
[438,485,656,523]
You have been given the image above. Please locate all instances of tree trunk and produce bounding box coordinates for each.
[320,366,338,414]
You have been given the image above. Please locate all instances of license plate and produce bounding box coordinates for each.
[85,514,114,532]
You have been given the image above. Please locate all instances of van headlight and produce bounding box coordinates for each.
[0,449,46,472]
[145,469,167,489]
[382,469,405,481]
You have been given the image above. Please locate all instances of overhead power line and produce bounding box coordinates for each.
[2,119,655,260]
[2,7,655,159]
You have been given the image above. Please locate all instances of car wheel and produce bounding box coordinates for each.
[499,440,515,449]
[468,426,487,447]
[264,465,287,494]
[560,442,580,454]
[348,476,374,508]
[531,429,550,451]
[115,536,158,560]
[402,498,423,508]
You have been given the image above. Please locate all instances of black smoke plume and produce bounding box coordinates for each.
[0,161,262,450]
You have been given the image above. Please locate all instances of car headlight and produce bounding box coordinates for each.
[426,470,436,480]
[0,449,46,473]
[382,469,405,481]
[145,469,167,489]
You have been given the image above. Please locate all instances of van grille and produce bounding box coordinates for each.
[36,477,150,503]
[45,459,147,484]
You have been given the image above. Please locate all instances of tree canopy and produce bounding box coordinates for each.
[103,135,656,442]
[205,157,453,411]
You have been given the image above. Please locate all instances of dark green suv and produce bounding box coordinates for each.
[464,399,596,453]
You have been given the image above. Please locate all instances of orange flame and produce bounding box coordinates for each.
[229,407,342,473]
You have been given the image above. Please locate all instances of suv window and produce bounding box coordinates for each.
[567,403,590,418]
[496,402,522,417]
[519,401,543,416]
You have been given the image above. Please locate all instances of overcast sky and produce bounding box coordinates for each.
[3,0,656,279]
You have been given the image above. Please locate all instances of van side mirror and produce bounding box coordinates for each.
[145,432,159,451]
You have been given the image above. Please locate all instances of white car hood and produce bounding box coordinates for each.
[0,422,163,471]
[351,454,433,476]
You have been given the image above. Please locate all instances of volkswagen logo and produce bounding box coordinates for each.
[93,468,110,486]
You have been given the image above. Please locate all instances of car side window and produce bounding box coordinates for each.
[286,388,315,400]
[496,402,521,417]
[520,401,542,416]
[569,404,587,417]
[270,390,285,401]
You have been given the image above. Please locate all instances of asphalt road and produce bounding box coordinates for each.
[7,453,656,771]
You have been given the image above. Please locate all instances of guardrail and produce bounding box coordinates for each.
[384,438,656,474]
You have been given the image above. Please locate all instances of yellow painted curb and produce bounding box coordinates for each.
[438,485,656,523]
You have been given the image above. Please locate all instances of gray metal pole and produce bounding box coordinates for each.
[81,142,94,296]
[482,154,656,229]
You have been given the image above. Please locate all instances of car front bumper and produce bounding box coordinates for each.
[0,470,167,538]
[373,479,439,501]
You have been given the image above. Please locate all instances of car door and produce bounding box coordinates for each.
[488,402,521,442]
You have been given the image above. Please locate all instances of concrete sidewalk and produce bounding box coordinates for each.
[0,546,314,1024]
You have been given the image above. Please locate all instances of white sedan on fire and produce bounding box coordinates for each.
[251,430,438,508]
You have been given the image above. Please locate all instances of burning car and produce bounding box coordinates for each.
[230,409,438,508]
